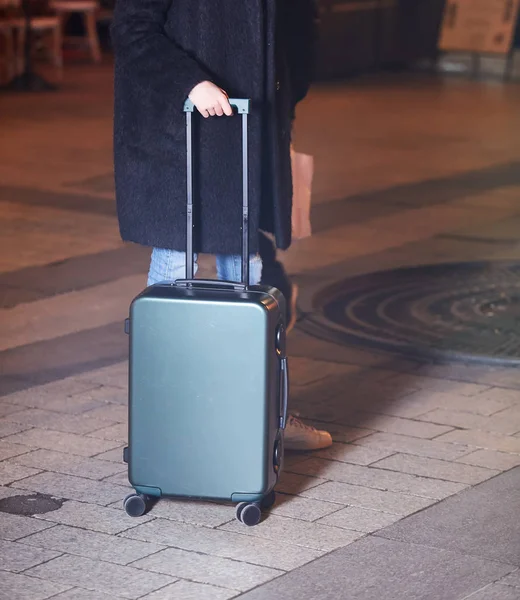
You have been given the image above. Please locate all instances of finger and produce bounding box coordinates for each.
[208,107,216,117]
[214,103,224,117]
[198,108,209,118]
[220,96,233,116]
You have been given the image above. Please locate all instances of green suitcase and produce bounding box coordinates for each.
[122,99,288,526]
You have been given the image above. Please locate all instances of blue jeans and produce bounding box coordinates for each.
[148,248,263,286]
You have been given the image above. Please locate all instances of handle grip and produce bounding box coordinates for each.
[184,98,250,114]
[175,279,246,291]
[280,357,289,430]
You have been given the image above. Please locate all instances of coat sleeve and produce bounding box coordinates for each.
[282,0,319,108]
[111,0,211,111]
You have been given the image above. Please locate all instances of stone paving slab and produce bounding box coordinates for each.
[370,389,518,419]
[316,505,402,533]
[498,570,520,588]
[21,524,166,566]
[87,422,128,443]
[13,471,130,506]
[498,569,520,593]
[0,244,147,309]
[2,408,116,436]
[492,404,520,420]
[0,379,103,405]
[455,449,520,471]
[289,457,469,498]
[415,409,520,436]
[0,403,25,418]
[93,445,126,462]
[372,453,499,485]
[238,536,516,600]
[0,571,72,600]
[473,388,520,405]
[0,511,55,541]
[2,275,141,353]
[34,500,154,534]
[0,420,32,438]
[69,384,128,408]
[3,428,122,457]
[0,323,128,390]
[219,514,363,552]
[338,411,454,438]
[416,366,520,391]
[377,467,520,566]
[290,357,359,386]
[312,442,394,465]
[82,403,128,422]
[436,430,520,454]
[465,584,520,600]
[0,484,28,500]
[103,470,132,487]
[3,392,107,415]
[9,448,126,480]
[0,538,61,572]
[141,580,238,600]
[352,431,472,461]
[300,480,437,515]
[26,554,177,599]
[269,493,343,522]
[382,374,492,397]
[273,471,327,495]
[121,517,327,570]
[51,588,117,600]
[131,547,282,592]
[0,462,41,485]
[74,364,130,391]
[0,440,31,461]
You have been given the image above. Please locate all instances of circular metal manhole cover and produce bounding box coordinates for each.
[303,262,520,365]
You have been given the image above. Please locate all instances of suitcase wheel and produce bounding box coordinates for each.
[123,493,149,517]
[236,502,262,527]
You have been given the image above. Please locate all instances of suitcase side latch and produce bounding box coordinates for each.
[280,357,288,429]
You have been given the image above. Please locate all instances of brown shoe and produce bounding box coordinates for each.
[284,415,333,451]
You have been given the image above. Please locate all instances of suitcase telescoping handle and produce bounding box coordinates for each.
[182,98,251,286]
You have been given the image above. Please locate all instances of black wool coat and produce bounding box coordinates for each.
[111,0,317,255]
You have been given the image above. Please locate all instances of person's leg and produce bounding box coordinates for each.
[215,254,263,286]
[148,247,198,286]
[258,231,297,332]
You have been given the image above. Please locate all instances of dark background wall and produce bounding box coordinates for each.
[314,0,446,80]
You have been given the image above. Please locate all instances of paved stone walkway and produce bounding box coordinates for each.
[1,64,520,599]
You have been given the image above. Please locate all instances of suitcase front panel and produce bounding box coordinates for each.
[128,287,282,501]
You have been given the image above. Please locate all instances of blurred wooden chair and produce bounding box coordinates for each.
[14,14,63,78]
[50,0,101,63]
[0,0,62,82]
